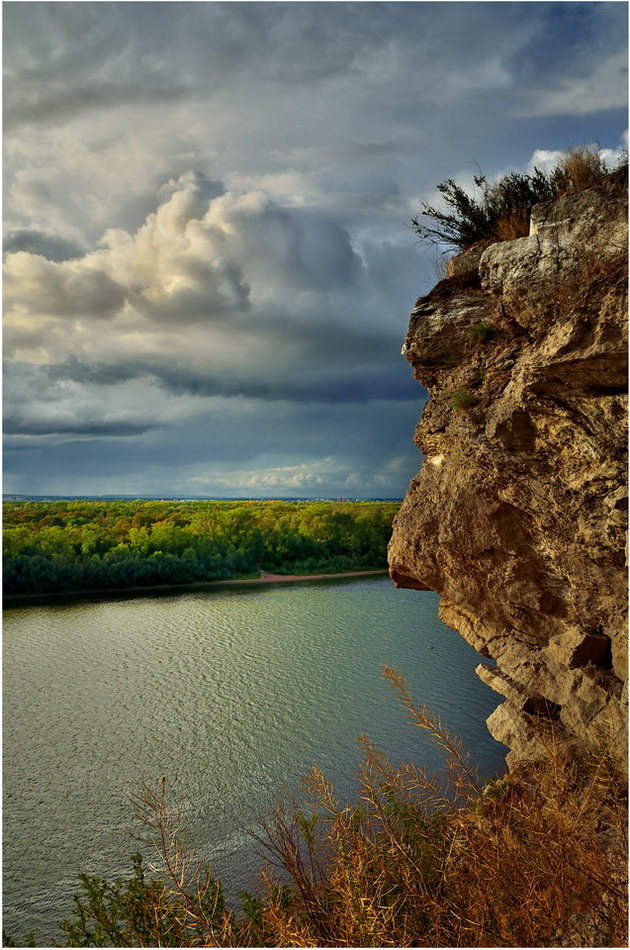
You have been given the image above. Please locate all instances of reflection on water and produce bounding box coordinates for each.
[3,577,505,944]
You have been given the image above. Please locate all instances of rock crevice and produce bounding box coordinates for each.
[388,168,628,771]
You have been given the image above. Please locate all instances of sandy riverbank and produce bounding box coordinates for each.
[3,569,390,607]
[219,569,388,585]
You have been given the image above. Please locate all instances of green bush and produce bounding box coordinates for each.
[467,321,494,343]
[451,390,479,409]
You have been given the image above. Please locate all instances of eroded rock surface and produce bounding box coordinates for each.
[389,168,628,771]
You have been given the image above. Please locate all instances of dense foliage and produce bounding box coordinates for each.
[3,499,399,597]
[412,145,623,251]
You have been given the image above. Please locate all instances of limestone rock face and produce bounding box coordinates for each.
[389,169,628,771]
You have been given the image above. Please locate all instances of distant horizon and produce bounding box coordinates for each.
[3,493,404,503]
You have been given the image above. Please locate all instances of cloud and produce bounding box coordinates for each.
[188,450,425,497]
[516,50,628,118]
[3,228,86,262]
[4,80,188,130]
[5,2,526,124]
[4,168,418,425]
[4,252,127,320]
[3,360,173,438]
[4,170,366,336]
[190,457,351,492]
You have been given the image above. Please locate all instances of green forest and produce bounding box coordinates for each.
[2,499,400,597]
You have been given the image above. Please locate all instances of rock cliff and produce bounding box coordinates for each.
[389,168,628,771]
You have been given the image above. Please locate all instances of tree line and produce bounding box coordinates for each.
[3,499,400,596]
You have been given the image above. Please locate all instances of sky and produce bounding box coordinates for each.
[3,1,628,499]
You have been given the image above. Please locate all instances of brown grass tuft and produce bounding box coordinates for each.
[554,145,615,196]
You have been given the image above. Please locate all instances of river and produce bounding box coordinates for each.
[3,575,506,945]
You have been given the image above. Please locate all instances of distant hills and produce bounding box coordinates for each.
[3,494,402,503]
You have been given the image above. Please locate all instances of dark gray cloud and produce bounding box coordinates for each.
[3,417,151,438]
[46,358,143,388]
[3,1,189,128]
[511,2,627,84]
[4,80,189,130]
[149,356,421,405]
[3,228,86,261]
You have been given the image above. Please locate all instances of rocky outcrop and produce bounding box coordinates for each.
[389,168,628,771]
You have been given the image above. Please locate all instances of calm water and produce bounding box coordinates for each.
[3,576,506,945]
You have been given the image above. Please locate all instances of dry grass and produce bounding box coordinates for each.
[554,145,616,196]
[60,669,628,947]
[492,204,531,242]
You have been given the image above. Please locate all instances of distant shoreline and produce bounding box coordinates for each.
[3,569,390,608]
[215,569,389,585]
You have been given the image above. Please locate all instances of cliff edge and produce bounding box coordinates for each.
[389,168,628,771]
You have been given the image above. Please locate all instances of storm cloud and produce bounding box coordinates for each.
[3,2,627,498]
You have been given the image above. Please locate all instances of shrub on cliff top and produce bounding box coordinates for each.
[412,145,623,251]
